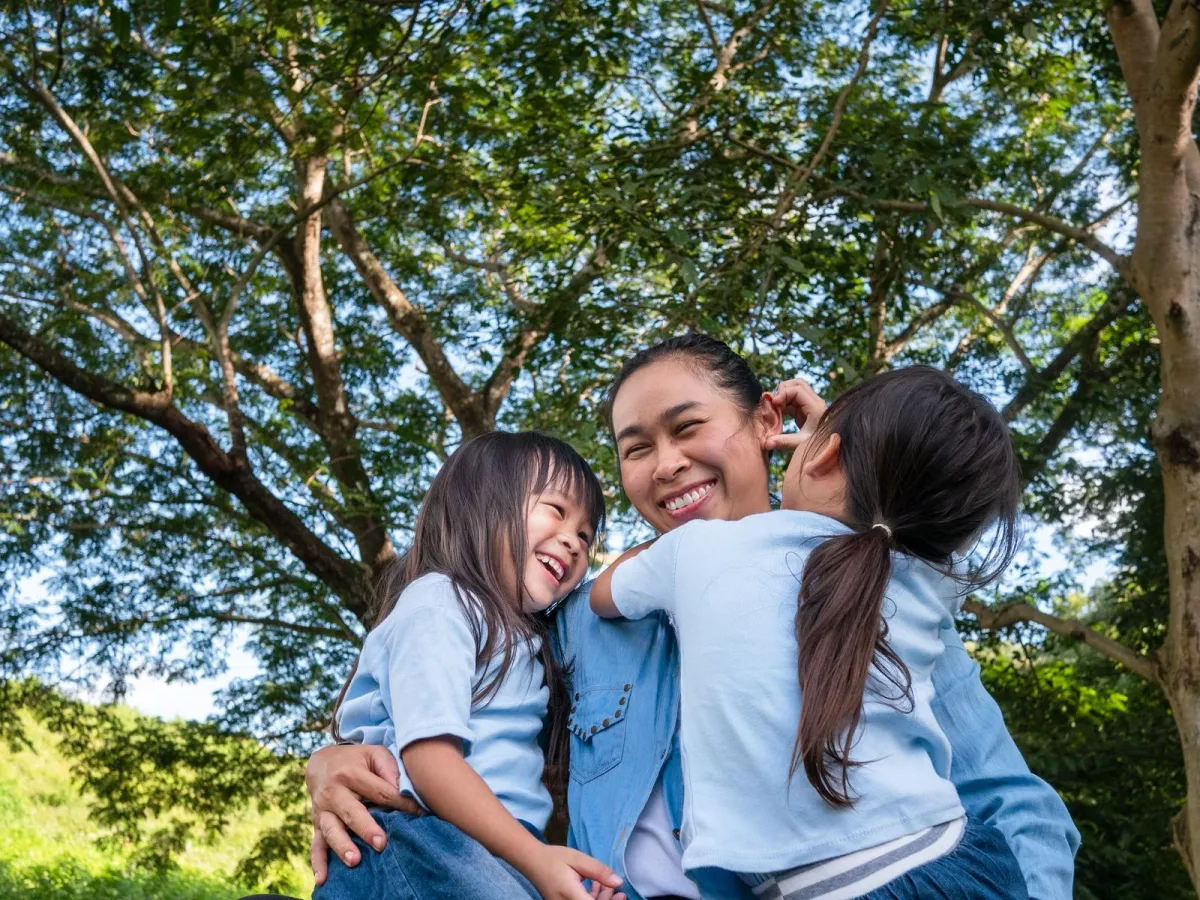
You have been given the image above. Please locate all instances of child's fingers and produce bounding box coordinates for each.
[566,850,624,889]
[765,432,807,452]
[772,378,827,423]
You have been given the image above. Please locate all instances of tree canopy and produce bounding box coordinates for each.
[0,0,1194,893]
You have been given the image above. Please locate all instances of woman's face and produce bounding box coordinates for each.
[610,358,779,534]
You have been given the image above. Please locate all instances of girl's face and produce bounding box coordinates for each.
[611,358,779,535]
[521,486,594,612]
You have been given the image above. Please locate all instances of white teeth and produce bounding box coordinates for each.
[665,482,714,511]
[536,553,564,580]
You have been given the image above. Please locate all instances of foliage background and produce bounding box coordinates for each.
[0,0,1190,895]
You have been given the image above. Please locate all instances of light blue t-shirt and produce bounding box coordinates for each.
[609,510,965,876]
[337,572,553,830]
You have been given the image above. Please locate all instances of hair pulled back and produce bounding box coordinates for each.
[793,366,1021,808]
[604,333,765,431]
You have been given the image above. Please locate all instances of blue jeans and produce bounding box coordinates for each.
[859,819,1030,899]
[313,810,543,900]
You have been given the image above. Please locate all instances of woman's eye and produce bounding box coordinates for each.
[549,503,565,517]
[624,444,649,459]
[676,420,702,435]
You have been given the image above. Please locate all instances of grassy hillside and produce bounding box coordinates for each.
[0,713,313,899]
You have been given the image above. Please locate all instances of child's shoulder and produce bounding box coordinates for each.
[375,572,472,632]
[401,571,460,603]
[678,509,846,544]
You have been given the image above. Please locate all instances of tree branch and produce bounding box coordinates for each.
[288,156,393,571]
[964,597,1160,684]
[1002,286,1137,422]
[826,185,1132,280]
[962,197,1132,281]
[0,309,369,618]
[326,196,489,436]
[479,238,611,420]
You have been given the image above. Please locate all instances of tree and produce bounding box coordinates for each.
[0,0,1194,886]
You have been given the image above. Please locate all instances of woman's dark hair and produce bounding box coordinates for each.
[792,366,1021,808]
[603,333,765,432]
[331,431,605,795]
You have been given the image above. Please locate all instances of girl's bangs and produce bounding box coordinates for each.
[528,443,607,537]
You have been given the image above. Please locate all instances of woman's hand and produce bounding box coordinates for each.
[765,377,827,453]
[525,845,624,900]
[306,743,419,885]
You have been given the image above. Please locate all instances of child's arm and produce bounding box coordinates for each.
[591,540,655,618]
[403,737,622,900]
[590,528,687,621]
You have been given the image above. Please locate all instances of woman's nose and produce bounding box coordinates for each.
[653,449,689,481]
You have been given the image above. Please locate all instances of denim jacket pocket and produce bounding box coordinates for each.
[568,684,631,783]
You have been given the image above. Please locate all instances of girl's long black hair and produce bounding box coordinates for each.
[332,431,605,798]
[791,367,1021,808]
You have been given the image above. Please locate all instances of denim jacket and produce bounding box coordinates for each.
[553,582,1080,900]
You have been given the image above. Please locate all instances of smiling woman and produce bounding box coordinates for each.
[606,335,781,535]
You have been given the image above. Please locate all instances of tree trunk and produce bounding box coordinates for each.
[1166,687,1200,884]
[1106,0,1200,885]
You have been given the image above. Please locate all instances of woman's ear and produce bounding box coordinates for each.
[757,391,784,449]
[803,433,842,479]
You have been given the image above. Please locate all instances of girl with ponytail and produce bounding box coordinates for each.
[591,366,1028,900]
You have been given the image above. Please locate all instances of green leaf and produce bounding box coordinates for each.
[679,258,700,286]
[1021,22,1038,42]
[163,0,180,28]
[929,189,943,222]
[111,6,130,41]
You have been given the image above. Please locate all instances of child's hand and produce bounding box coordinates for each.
[588,879,628,900]
[526,845,623,900]
[766,377,827,452]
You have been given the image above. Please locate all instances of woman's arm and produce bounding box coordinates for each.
[403,736,623,900]
[933,626,1080,900]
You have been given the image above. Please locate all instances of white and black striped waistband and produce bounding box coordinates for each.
[748,817,967,900]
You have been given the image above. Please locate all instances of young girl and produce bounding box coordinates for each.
[318,431,625,900]
[592,366,1029,899]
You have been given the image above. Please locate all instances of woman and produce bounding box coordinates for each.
[306,334,1079,900]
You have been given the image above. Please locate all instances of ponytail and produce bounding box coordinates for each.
[791,527,911,808]
[787,365,1022,809]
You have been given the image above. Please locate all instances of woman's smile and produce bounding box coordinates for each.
[611,357,777,534]
[659,479,718,520]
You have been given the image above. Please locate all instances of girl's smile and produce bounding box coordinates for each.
[521,488,592,612]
